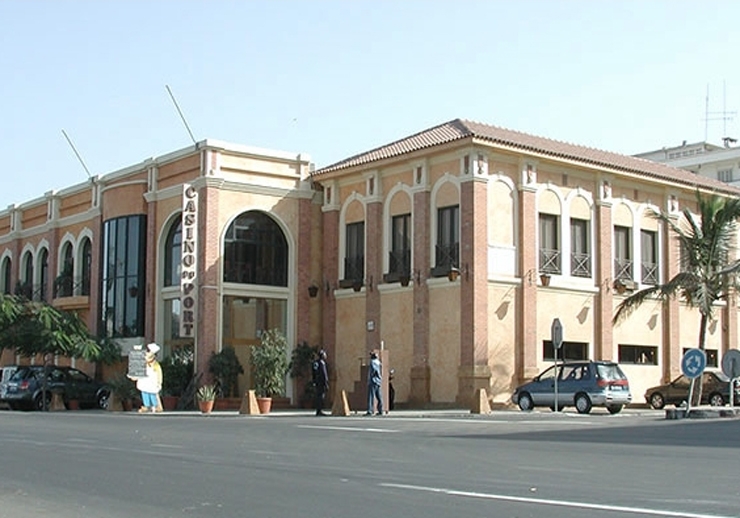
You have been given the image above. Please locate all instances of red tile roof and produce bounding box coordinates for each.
[313,118,740,195]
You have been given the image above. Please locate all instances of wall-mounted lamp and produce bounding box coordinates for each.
[400,272,411,287]
[308,283,319,298]
[525,269,536,286]
[448,264,469,282]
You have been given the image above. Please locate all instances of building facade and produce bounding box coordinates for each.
[2,119,739,408]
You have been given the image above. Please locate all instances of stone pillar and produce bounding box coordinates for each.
[296,195,313,344]
[321,201,339,367]
[365,199,382,352]
[663,210,681,382]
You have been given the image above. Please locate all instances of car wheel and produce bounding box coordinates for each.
[34,392,52,411]
[517,392,534,411]
[649,392,665,410]
[607,405,623,414]
[575,393,592,414]
[97,390,110,410]
[708,393,725,407]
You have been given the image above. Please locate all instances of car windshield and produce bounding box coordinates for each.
[9,367,33,381]
[596,363,626,380]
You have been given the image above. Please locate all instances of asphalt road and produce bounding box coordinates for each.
[0,409,738,518]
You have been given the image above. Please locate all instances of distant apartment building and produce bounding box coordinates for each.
[635,138,740,188]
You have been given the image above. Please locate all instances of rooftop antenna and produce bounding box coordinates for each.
[165,84,197,145]
[703,81,736,142]
[61,129,92,178]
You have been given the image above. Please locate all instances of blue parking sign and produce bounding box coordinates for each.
[681,348,707,379]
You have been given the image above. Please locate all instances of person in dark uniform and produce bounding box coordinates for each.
[313,350,329,416]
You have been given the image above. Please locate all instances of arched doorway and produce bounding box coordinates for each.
[221,211,289,397]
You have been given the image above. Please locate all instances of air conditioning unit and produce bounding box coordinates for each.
[614,278,637,293]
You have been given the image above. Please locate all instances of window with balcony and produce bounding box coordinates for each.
[55,243,74,298]
[539,213,561,274]
[614,225,633,280]
[342,222,365,287]
[570,218,591,278]
[433,205,459,276]
[387,213,411,281]
[641,229,658,285]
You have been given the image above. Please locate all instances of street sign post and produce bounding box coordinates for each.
[681,348,707,414]
[551,318,563,411]
[721,349,740,407]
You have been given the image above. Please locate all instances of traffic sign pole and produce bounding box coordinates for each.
[551,318,563,412]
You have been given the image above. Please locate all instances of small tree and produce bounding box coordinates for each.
[251,329,289,398]
[614,192,740,405]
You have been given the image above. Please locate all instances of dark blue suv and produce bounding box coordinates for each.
[2,365,110,411]
[512,360,632,414]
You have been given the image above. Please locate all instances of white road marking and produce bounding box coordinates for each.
[381,483,735,518]
[297,425,398,433]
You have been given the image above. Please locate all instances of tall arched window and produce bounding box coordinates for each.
[223,211,288,286]
[164,216,182,287]
[81,237,92,295]
[39,248,49,302]
[57,242,74,297]
[18,251,33,299]
[1,256,11,295]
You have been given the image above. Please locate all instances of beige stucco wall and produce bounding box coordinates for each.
[428,283,460,403]
[333,294,367,394]
[378,288,414,402]
[487,283,517,402]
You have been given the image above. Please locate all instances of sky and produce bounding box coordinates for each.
[1,0,740,209]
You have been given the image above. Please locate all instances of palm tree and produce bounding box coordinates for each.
[613,192,740,406]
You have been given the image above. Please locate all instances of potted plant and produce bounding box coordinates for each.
[160,345,194,410]
[196,384,217,414]
[251,329,290,414]
[105,373,139,411]
[289,341,319,408]
[208,346,244,399]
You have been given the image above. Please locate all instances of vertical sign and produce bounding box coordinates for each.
[180,184,198,338]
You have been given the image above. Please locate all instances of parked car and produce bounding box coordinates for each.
[0,365,18,402]
[1,365,110,411]
[644,370,740,409]
[512,360,632,414]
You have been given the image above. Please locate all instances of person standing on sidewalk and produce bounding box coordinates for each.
[366,350,383,416]
[313,350,329,416]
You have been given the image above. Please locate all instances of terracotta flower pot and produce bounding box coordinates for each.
[256,397,272,414]
[199,400,215,414]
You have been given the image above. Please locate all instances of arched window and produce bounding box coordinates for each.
[164,216,182,287]
[18,251,33,299]
[223,211,288,286]
[57,242,74,297]
[39,248,49,302]
[81,237,92,295]
[1,256,11,295]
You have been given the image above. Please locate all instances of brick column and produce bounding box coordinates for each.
[595,193,613,361]
[457,175,490,406]
[144,195,157,341]
[410,188,430,405]
[196,182,221,378]
[365,200,382,352]
[518,183,539,382]
[88,216,102,334]
[321,207,339,366]
[663,213,681,382]
[296,196,313,344]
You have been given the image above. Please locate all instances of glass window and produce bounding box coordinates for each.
[56,243,74,297]
[682,347,718,368]
[543,340,588,361]
[434,205,459,273]
[641,230,658,285]
[619,344,658,365]
[38,249,48,302]
[100,215,147,338]
[614,226,632,280]
[164,216,182,287]
[81,238,92,296]
[389,213,411,276]
[570,218,590,278]
[344,222,365,282]
[539,214,561,274]
[2,256,11,295]
[223,211,288,286]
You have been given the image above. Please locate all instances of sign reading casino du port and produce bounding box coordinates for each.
[180,184,198,338]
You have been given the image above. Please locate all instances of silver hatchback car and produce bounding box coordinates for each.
[512,360,632,414]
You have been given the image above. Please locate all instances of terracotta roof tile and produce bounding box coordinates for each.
[313,118,740,195]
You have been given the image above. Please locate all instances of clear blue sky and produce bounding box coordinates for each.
[1,1,739,209]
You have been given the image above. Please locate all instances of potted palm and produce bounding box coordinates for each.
[196,384,217,414]
[251,329,289,414]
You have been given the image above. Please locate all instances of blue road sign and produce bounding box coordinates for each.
[681,348,707,379]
